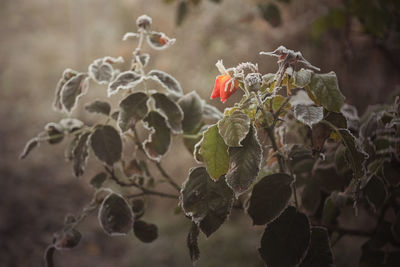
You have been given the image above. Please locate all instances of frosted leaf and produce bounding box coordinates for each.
[60,73,89,114]
[294,105,324,128]
[290,90,315,106]
[108,71,143,97]
[146,31,176,50]
[122,32,140,41]
[89,56,124,85]
[53,69,79,112]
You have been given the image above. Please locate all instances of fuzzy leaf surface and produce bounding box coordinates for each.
[218,110,250,147]
[196,124,229,180]
[259,206,311,267]
[72,132,90,177]
[226,126,262,197]
[108,71,143,96]
[60,73,89,114]
[181,167,234,237]
[84,100,111,116]
[148,70,182,95]
[143,111,171,161]
[247,173,293,225]
[294,105,324,128]
[152,92,183,133]
[98,193,134,236]
[90,125,122,166]
[178,91,204,133]
[118,92,149,132]
[309,72,344,112]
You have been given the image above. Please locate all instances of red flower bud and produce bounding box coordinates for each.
[210,74,239,103]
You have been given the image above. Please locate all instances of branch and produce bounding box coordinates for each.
[156,162,181,191]
[105,166,179,200]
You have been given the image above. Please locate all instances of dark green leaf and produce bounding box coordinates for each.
[309,72,345,112]
[359,242,385,267]
[20,137,39,159]
[89,56,123,84]
[187,222,200,265]
[294,105,324,128]
[90,172,108,188]
[247,173,293,225]
[392,212,400,242]
[181,167,234,237]
[108,71,143,96]
[143,111,171,161]
[226,126,262,197]
[133,220,158,243]
[321,196,340,225]
[299,227,334,267]
[148,70,183,95]
[218,110,250,147]
[152,92,183,134]
[259,206,311,267]
[98,193,134,235]
[90,125,122,166]
[118,92,149,132]
[312,122,331,152]
[72,132,90,177]
[196,124,229,180]
[178,91,204,133]
[324,111,347,129]
[84,100,111,116]
[44,245,55,267]
[53,228,82,250]
[383,161,400,186]
[60,73,89,114]
[53,69,78,111]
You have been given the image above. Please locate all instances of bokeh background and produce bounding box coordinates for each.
[1,0,399,266]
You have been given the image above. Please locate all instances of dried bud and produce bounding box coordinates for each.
[245,73,262,91]
[136,15,152,29]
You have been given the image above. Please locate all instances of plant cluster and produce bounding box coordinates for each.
[21,14,400,267]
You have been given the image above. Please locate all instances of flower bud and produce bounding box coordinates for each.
[245,73,262,91]
[136,15,152,29]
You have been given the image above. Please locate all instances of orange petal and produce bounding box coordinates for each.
[211,75,223,99]
[220,77,238,103]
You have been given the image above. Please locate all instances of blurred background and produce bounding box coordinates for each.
[1,0,399,266]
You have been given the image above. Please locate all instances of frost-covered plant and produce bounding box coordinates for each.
[21,14,400,267]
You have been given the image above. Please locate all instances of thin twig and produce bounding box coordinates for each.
[156,162,181,191]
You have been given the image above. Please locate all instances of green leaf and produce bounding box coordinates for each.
[259,206,311,267]
[53,69,78,111]
[90,172,108,188]
[152,92,183,134]
[187,222,200,265]
[226,126,262,197]
[90,125,122,166]
[143,111,171,161]
[299,227,334,267]
[312,122,331,152]
[178,91,204,133]
[84,99,111,116]
[98,193,134,236]
[308,72,345,112]
[247,173,293,225]
[218,110,250,147]
[294,105,324,128]
[118,92,149,132]
[133,220,158,243]
[108,71,143,96]
[72,132,90,177]
[196,124,229,180]
[363,176,387,210]
[293,68,313,88]
[181,167,234,237]
[60,73,89,114]
[19,137,39,159]
[148,70,183,95]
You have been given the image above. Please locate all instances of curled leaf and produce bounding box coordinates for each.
[146,31,176,50]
